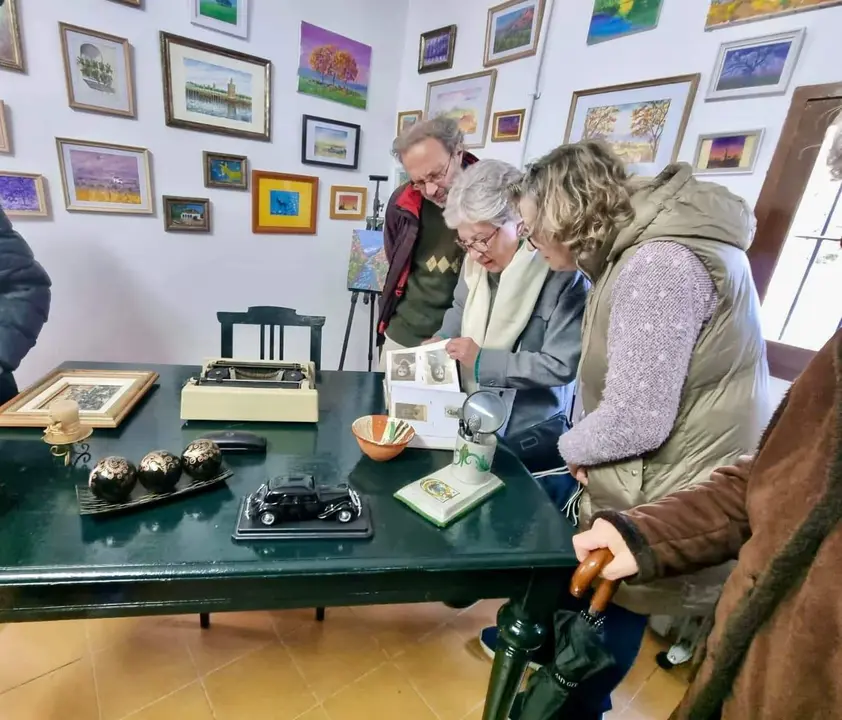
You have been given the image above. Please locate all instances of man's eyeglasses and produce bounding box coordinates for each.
[456,227,499,253]
[410,154,454,191]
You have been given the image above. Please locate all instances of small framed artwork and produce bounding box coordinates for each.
[0,0,24,72]
[301,115,361,170]
[108,0,142,6]
[252,170,319,235]
[203,151,248,190]
[58,23,135,118]
[0,172,48,218]
[564,73,700,177]
[587,0,663,45]
[418,24,457,74]
[705,0,842,30]
[330,185,367,221]
[190,0,249,40]
[707,29,805,102]
[0,368,158,429]
[692,130,764,175]
[0,101,10,153]
[297,22,371,110]
[395,167,410,188]
[160,32,271,141]
[484,0,545,67]
[397,110,423,136]
[492,109,526,142]
[425,70,497,148]
[163,195,211,232]
[56,137,153,214]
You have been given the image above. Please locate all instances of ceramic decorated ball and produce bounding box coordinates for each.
[138,450,183,493]
[89,456,137,503]
[181,439,222,481]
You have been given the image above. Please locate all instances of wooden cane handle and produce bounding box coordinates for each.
[570,548,619,614]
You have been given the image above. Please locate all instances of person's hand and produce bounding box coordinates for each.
[572,518,639,581]
[567,462,589,486]
[710,454,754,484]
[421,336,443,345]
[445,337,480,367]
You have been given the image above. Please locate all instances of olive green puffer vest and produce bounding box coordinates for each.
[578,164,770,616]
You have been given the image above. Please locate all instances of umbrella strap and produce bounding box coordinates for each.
[551,669,579,690]
[563,484,584,526]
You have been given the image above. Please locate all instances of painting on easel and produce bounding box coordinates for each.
[347,229,387,292]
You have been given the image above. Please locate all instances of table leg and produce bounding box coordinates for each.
[481,601,547,720]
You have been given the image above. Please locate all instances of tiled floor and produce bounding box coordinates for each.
[0,601,689,720]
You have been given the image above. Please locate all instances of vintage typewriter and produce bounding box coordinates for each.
[180,358,318,423]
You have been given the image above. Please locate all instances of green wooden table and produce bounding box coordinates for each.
[0,363,577,719]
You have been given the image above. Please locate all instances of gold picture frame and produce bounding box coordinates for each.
[692,129,764,175]
[0,0,24,72]
[491,109,526,142]
[397,110,423,137]
[0,171,48,217]
[203,151,248,190]
[418,24,457,74]
[252,170,319,235]
[0,101,10,154]
[0,368,158,429]
[59,23,136,118]
[330,185,367,221]
[425,70,497,149]
[483,0,546,67]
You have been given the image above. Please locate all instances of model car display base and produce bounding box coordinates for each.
[232,498,373,541]
[394,467,503,528]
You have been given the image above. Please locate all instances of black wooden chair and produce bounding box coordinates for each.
[198,306,327,630]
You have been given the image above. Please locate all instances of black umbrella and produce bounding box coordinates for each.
[519,549,619,720]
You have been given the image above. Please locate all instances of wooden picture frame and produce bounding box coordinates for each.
[301,115,361,170]
[56,137,153,214]
[0,0,24,72]
[160,31,271,141]
[0,172,48,217]
[163,195,211,232]
[108,0,142,6]
[251,170,319,235]
[58,23,136,118]
[0,101,10,154]
[190,0,249,39]
[484,0,545,67]
[203,151,248,190]
[330,185,367,221]
[0,368,158,429]
[418,24,457,74]
[692,129,764,175]
[425,70,497,149]
[397,110,423,136]
[491,109,526,142]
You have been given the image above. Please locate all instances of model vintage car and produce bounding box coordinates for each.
[246,475,362,526]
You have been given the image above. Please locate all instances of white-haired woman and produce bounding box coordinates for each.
[426,159,587,471]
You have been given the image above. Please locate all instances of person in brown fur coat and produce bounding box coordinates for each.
[573,114,842,720]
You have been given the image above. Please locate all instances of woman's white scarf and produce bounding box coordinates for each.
[460,243,549,392]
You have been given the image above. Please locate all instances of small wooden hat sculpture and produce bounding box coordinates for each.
[42,399,93,446]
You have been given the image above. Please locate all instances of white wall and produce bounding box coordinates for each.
[3,0,408,385]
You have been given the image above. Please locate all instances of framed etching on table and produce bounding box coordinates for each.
[564,73,700,177]
[425,70,497,149]
[160,32,271,141]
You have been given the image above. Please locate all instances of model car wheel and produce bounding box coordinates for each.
[259,511,276,526]
[336,509,354,524]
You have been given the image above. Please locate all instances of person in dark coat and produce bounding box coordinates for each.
[0,207,51,404]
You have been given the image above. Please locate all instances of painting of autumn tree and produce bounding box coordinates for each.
[298,22,371,110]
[583,105,619,139]
[630,99,671,159]
[577,98,671,164]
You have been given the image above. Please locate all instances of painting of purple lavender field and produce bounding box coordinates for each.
[0,173,47,217]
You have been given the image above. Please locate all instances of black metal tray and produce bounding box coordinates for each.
[232,497,373,541]
[76,468,233,516]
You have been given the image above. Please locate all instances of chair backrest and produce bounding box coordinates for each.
[216,305,326,369]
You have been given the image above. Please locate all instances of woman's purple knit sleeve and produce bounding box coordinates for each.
[558,241,717,468]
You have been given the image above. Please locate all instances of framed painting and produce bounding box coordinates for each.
[252,170,318,235]
[425,70,497,149]
[0,172,47,217]
[692,129,764,175]
[418,24,457,74]
[56,137,153,214]
[108,0,142,5]
[0,101,9,153]
[297,22,371,110]
[587,0,664,45]
[0,0,24,72]
[564,73,701,177]
[163,195,211,232]
[330,185,367,221]
[484,0,545,67]
[705,0,842,30]
[0,368,158,429]
[492,109,526,142]
[203,151,247,189]
[190,0,248,39]
[397,109,423,136]
[160,32,271,141]
[707,29,805,102]
[347,229,387,292]
[395,167,409,189]
[301,115,361,170]
[59,23,135,118]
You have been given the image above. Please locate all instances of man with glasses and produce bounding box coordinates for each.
[377,117,478,365]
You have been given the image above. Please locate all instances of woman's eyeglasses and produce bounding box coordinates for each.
[456,227,499,253]
[517,221,538,249]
